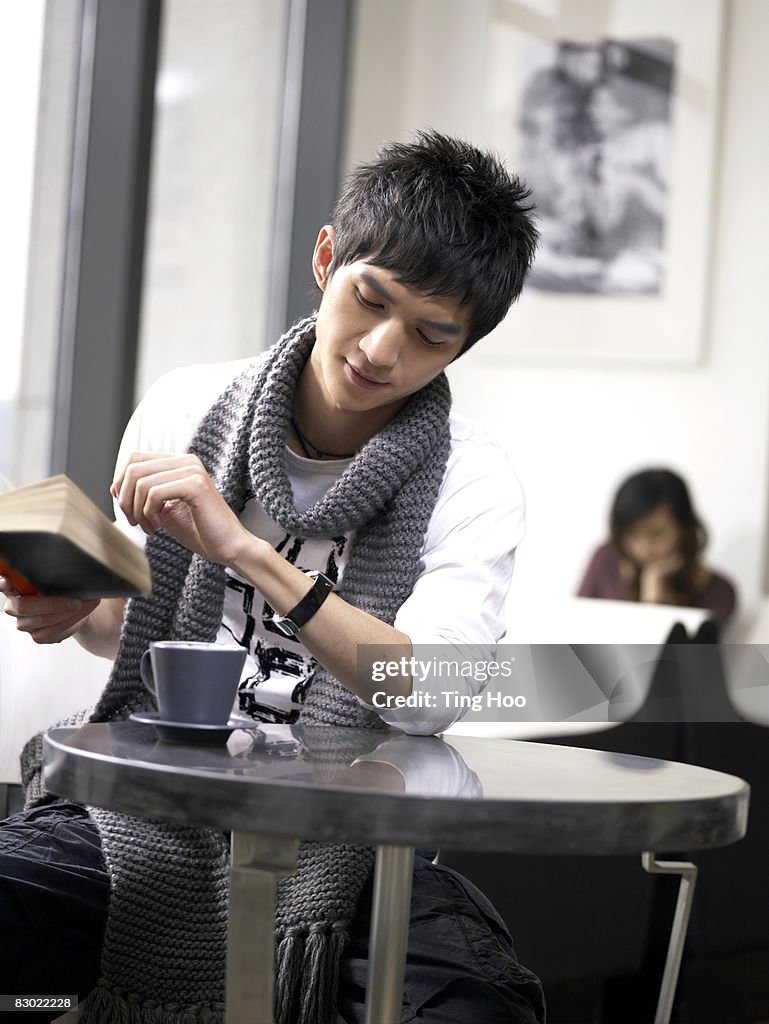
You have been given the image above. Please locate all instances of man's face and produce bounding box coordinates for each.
[307,228,470,423]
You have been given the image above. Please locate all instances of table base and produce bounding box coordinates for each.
[365,845,415,1024]
[225,837,415,1024]
[227,832,300,1024]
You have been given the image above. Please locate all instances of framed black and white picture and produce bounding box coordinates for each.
[483,0,725,365]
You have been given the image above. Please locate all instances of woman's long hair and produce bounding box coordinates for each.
[610,468,707,603]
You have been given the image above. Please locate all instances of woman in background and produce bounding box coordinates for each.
[577,468,737,630]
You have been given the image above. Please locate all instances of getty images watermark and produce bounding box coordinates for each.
[365,650,528,713]
[357,643,769,723]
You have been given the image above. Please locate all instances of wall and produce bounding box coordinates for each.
[344,0,769,639]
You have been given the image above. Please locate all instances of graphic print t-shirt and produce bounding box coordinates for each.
[219,449,352,724]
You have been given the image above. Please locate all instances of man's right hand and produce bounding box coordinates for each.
[1,576,101,645]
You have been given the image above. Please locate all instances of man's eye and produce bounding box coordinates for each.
[355,288,383,310]
[418,330,442,349]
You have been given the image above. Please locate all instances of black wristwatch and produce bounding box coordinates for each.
[271,570,334,639]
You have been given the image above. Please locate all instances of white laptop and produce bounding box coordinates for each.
[445,596,711,739]
[503,594,711,645]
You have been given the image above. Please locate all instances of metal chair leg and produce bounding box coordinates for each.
[642,851,698,1024]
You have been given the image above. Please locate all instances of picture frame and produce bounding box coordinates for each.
[481,0,725,366]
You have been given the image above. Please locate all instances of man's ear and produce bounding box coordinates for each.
[312,225,335,291]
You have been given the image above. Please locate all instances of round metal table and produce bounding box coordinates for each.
[43,722,749,1024]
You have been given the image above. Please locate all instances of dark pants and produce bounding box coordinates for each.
[0,804,544,1024]
[0,804,109,1023]
[340,854,545,1023]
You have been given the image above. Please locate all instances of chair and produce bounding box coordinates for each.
[0,612,110,815]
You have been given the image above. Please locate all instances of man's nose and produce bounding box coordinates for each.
[360,320,403,367]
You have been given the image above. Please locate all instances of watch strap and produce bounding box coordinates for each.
[273,570,334,637]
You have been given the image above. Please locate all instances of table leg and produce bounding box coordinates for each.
[642,851,698,1024]
[226,831,300,1024]
[365,844,415,1024]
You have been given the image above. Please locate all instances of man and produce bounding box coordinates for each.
[1,131,542,1023]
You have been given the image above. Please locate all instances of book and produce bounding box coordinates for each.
[0,474,151,599]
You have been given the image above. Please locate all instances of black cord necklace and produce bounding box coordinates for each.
[290,417,356,460]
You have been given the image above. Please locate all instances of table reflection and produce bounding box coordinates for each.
[64,722,483,800]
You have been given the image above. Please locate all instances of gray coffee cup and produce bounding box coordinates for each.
[140,640,246,725]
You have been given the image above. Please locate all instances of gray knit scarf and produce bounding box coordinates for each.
[21,315,452,1024]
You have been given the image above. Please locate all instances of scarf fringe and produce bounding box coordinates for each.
[83,928,350,1024]
[274,926,347,1024]
[80,984,224,1024]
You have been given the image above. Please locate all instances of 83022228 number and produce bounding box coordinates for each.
[0,995,77,1012]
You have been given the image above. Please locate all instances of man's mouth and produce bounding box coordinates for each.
[345,361,387,390]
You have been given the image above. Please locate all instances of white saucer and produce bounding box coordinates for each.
[129,710,256,744]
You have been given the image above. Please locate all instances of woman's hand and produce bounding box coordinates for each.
[638,552,685,604]
[1,575,100,644]
[112,452,253,567]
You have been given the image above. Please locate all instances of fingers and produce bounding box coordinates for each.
[111,451,184,497]
[112,452,204,502]
[0,575,20,601]
[646,553,685,579]
[111,450,245,565]
[112,453,210,533]
[24,607,98,644]
[3,593,100,645]
[128,467,206,533]
[132,476,208,534]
